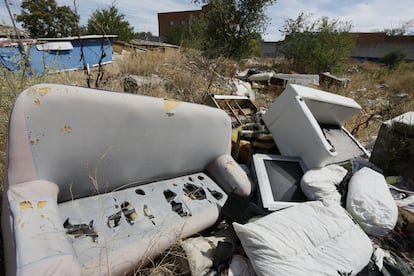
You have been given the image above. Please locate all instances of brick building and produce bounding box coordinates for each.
[158,5,208,38]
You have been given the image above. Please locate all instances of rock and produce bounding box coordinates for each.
[123,74,163,94]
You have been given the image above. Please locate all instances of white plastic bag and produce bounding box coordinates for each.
[346,167,398,237]
[180,236,224,276]
[228,255,255,276]
[233,201,372,276]
[300,164,347,203]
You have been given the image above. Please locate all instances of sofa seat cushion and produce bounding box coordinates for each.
[57,172,227,275]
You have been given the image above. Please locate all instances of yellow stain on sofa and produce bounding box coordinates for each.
[19,201,32,211]
[38,87,51,96]
[163,100,181,114]
[33,98,41,106]
[26,87,37,95]
[27,86,51,96]
[37,201,47,209]
[17,219,25,228]
[30,139,40,145]
[61,125,72,133]
[225,161,235,169]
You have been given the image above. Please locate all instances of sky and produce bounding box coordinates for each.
[1,0,413,41]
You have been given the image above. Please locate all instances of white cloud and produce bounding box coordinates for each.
[338,0,414,32]
[264,0,413,40]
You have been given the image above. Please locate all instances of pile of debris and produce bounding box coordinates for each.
[236,68,350,89]
[115,59,414,274]
[7,78,412,275]
[177,84,414,275]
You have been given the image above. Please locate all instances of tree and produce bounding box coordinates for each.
[382,19,414,36]
[280,12,356,73]
[164,24,187,46]
[164,16,207,49]
[192,0,276,59]
[135,32,153,40]
[86,5,135,42]
[16,0,79,38]
[249,37,263,57]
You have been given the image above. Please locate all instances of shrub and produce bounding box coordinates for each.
[380,50,406,69]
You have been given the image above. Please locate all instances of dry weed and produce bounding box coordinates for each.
[118,48,232,103]
[322,61,414,144]
[119,49,204,102]
[134,244,190,276]
[0,49,413,275]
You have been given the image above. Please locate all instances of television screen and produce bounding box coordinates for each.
[253,154,307,210]
[264,160,306,202]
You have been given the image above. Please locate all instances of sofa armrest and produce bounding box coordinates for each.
[6,180,81,275]
[207,154,251,197]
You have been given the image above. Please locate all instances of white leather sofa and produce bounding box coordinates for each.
[2,84,251,275]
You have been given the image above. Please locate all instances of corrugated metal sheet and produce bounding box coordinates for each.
[36,35,118,41]
[36,42,73,51]
[0,36,115,73]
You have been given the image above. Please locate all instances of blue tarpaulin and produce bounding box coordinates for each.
[0,50,21,71]
[0,35,116,74]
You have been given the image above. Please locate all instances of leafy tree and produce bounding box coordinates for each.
[135,32,153,40]
[164,24,187,45]
[192,0,276,59]
[16,0,79,38]
[383,19,414,36]
[280,12,356,73]
[249,38,263,57]
[164,16,207,49]
[86,5,134,42]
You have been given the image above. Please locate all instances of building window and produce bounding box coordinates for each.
[169,21,174,27]
[181,20,187,25]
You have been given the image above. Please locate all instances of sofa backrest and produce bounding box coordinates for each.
[7,84,232,202]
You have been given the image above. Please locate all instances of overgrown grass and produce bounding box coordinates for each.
[0,49,413,274]
[338,61,414,144]
[118,48,240,103]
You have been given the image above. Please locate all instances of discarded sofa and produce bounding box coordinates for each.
[263,84,368,169]
[2,84,251,275]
